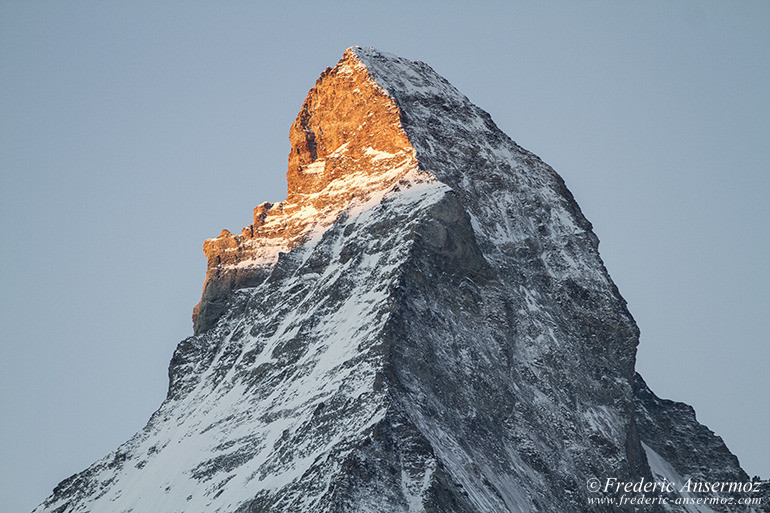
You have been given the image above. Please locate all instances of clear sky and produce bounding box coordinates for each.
[1,2,768,512]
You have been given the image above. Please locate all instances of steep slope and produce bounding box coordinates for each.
[34,47,765,513]
[632,374,767,512]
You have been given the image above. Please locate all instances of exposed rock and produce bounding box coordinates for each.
[35,47,767,513]
[194,49,417,333]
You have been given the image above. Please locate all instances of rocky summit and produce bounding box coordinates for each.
[35,47,767,513]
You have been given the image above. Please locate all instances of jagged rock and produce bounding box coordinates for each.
[35,47,767,513]
[193,49,417,334]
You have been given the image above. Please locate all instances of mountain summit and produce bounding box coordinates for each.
[35,47,764,513]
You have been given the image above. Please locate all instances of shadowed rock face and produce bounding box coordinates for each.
[36,47,766,513]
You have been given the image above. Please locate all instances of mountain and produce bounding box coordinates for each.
[34,47,766,513]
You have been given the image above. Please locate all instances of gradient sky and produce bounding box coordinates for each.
[1,2,768,512]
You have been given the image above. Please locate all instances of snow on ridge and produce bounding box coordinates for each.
[36,170,450,513]
[350,46,469,105]
[37,48,737,513]
[350,46,608,288]
[210,147,425,272]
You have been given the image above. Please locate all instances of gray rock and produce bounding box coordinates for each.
[33,47,767,513]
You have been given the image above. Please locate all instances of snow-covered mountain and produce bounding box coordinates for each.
[34,47,766,513]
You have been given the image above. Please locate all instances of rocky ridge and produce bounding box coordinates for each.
[193,50,418,334]
[34,47,766,513]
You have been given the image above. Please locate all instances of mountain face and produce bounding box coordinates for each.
[35,48,766,513]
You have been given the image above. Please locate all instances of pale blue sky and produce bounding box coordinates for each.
[1,2,768,512]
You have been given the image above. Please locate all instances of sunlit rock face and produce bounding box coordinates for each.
[193,49,418,334]
[36,47,765,513]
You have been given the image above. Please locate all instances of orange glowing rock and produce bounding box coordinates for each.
[194,49,420,332]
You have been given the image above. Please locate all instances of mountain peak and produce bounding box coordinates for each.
[286,46,414,199]
[193,45,530,334]
[37,48,765,513]
[193,48,426,333]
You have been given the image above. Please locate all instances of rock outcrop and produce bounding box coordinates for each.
[35,47,767,513]
[193,50,417,333]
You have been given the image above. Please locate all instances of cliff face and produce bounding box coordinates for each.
[36,47,765,513]
[193,49,416,334]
